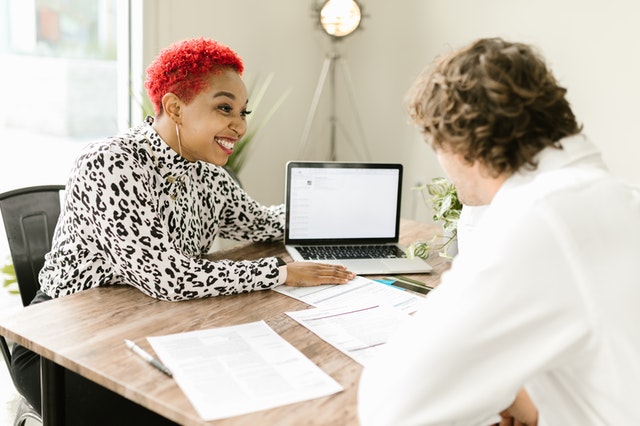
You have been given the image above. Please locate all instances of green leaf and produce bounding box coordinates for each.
[437,195,453,219]
[405,241,431,260]
[410,176,462,257]
[1,258,19,293]
[0,262,15,276]
[2,276,16,286]
[130,83,155,118]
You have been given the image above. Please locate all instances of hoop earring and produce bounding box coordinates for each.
[175,123,183,157]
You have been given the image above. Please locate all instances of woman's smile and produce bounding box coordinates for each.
[215,136,236,155]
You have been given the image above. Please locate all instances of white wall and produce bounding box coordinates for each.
[139,0,640,221]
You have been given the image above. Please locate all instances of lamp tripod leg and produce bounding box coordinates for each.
[299,56,334,158]
[299,49,371,161]
[337,57,371,161]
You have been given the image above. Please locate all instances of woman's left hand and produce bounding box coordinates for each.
[283,262,356,287]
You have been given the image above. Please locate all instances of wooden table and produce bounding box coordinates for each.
[0,220,449,425]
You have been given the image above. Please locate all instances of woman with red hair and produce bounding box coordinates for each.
[11,38,354,425]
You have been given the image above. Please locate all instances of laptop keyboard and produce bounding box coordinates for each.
[295,244,407,260]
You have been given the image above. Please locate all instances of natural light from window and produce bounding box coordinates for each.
[0,0,120,259]
[0,0,119,191]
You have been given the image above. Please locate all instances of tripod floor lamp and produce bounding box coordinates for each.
[299,0,371,161]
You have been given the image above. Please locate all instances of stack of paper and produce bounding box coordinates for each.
[286,304,411,366]
[147,276,425,421]
[273,275,424,314]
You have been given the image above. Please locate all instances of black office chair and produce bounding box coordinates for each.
[0,185,65,426]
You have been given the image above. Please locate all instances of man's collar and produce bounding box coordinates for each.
[493,134,606,200]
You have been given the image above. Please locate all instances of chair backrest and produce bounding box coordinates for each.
[0,185,65,307]
[0,331,11,373]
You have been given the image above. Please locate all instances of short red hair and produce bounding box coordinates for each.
[144,38,244,115]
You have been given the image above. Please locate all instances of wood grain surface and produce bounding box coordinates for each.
[0,219,448,425]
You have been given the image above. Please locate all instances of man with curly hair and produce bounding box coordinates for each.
[359,38,640,425]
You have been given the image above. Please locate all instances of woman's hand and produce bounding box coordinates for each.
[499,389,538,426]
[284,262,356,287]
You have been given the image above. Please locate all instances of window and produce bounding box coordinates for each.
[0,0,121,259]
[0,0,120,190]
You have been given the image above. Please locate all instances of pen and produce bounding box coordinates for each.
[124,339,173,377]
[375,278,408,292]
[383,276,432,295]
[394,275,434,290]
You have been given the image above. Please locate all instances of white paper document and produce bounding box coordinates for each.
[147,321,343,421]
[273,275,424,314]
[286,304,411,366]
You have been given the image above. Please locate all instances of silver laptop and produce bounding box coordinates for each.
[284,161,432,275]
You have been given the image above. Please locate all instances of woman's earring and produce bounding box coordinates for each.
[175,123,183,157]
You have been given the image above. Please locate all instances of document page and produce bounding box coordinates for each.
[147,321,343,421]
[273,275,424,314]
[286,304,411,366]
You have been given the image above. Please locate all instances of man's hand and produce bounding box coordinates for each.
[284,262,355,287]
[499,389,538,426]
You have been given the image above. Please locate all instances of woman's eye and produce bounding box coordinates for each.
[218,105,232,113]
[241,110,252,118]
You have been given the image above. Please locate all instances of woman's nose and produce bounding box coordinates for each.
[230,117,247,137]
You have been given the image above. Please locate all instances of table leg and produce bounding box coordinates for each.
[40,357,65,426]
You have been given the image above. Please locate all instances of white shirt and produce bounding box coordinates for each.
[358,135,640,425]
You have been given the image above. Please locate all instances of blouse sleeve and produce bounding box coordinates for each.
[213,166,285,242]
[44,143,282,301]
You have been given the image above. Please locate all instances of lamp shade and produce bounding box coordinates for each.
[319,0,362,38]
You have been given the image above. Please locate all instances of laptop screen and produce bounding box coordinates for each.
[285,162,403,245]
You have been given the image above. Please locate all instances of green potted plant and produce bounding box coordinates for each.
[406,177,462,260]
[1,256,18,296]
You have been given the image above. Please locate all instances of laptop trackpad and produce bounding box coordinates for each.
[316,259,431,275]
[308,259,382,275]
[381,258,432,274]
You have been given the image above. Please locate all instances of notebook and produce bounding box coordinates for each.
[284,161,432,275]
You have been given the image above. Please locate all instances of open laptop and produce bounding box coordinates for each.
[284,161,432,275]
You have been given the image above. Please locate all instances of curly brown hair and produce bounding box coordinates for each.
[407,38,582,176]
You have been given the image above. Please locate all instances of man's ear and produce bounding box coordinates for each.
[161,93,183,124]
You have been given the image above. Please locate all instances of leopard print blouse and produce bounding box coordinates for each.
[39,119,285,301]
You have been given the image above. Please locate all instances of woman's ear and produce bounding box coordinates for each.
[161,93,183,124]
